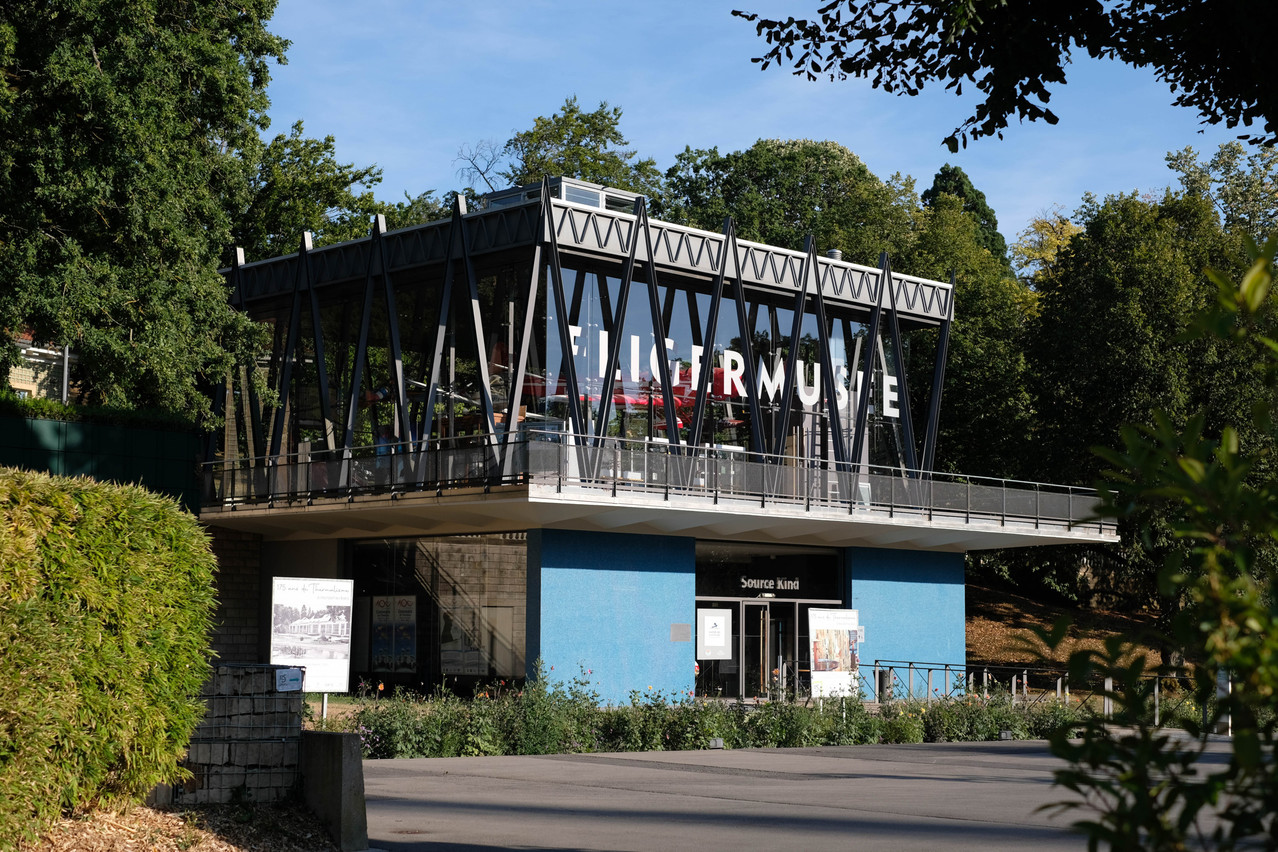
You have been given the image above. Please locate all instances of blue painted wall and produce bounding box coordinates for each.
[528,530,695,705]
[846,547,965,695]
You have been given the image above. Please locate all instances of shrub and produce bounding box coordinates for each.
[880,702,926,743]
[0,468,215,849]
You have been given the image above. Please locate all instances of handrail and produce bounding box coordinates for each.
[198,430,1116,535]
[870,659,1206,727]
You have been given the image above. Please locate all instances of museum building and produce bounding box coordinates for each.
[199,177,1116,703]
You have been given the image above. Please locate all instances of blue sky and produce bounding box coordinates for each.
[263,1,1246,257]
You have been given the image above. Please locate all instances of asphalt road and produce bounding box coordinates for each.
[363,740,1110,851]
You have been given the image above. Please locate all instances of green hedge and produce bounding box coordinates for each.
[341,669,1086,759]
[0,468,216,849]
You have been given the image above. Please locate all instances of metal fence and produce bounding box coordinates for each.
[201,431,1113,534]
[870,659,1205,727]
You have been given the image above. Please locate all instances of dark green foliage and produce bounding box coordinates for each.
[903,193,1035,478]
[1024,192,1271,619]
[462,96,663,197]
[922,164,1009,268]
[735,1,1278,150]
[347,676,1086,759]
[0,468,216,849]
[1040,239,1278,847]
[660,139,916,262]
[0,0,288,424]
[232,121,448,263]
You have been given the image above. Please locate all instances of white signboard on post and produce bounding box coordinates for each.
[696,608,733,661]
[270,577,354,692]
[809,608,860,698]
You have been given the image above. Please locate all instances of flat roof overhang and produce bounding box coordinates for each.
[198,484,1117,552]
[227,192,953,328]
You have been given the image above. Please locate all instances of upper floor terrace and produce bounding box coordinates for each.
[199,430,1118,551]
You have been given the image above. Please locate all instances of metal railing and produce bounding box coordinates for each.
[871,659,1204,726]
[200,430,1114,534]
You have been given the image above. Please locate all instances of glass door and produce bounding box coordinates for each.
[743,602,769,698]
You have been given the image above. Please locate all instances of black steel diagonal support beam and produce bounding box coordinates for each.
[637,199,680,445]
[592,196,644,455]
[850,253,890,472]
[455,200,501,469]
[373,216,415,451]
[882,253,919,475]
[771,237,814,458]
[731,229,766,456]
[269,233,310,459]
[808,243,848,468]
[416,198,465,484]
[341,222,380,454]
[544,188,586,439]
[920,271,955,475]
[499,195,547,475]
[687,217,732,450]
[303,233,336,452]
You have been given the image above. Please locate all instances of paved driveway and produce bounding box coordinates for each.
[364,740,1101,851]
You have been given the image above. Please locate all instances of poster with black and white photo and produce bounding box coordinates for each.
[270,577,354,692]
[808,608,860,698]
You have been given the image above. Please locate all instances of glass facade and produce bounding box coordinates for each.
[220,197,928,475]
[694,541,843,699]
[349,533,527,691]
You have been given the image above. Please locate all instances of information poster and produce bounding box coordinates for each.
[270,577,354,692]
[440,609,483,675]
[371,594,417,673]
[808,608,860,698]
[696,608,733,661]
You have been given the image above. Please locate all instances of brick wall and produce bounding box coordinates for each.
[207,526,263,664]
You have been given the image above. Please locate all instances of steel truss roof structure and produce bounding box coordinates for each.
[217,178,954,486]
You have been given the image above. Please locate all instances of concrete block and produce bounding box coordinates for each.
[301,731,369,852]
[213,768,246,791]
[230,742,258,766]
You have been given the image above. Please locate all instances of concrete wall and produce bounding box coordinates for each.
[262,540,344,579]
[847,547,966,687]
[300,731,368,852]
[529,530,695,705]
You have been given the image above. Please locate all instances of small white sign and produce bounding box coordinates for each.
[696,608,734,660]
[275,668,303,692]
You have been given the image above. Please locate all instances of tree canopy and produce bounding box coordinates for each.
[233,121,446,262]
[922,164,1008,268]
[902,193,1034,479]
[734,1,1278,151]
[1167,141,1278,240]
[459,96,663,197]
[660,138,916,262]
[0,0,287,424]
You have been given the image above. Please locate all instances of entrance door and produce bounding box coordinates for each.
[743,603,769,698]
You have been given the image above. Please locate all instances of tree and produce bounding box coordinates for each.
[233,121,447,262]
[0,0,287,424]
[921,164,1009,268]
[233,121,384,261]
[459,96,663,197]
[659,139,917,262]
[902,193,1034,479]
[1167,141,1278,240]
[1046,238,1278,849]
[733,1,1278,151]
[1028,191,1263,627]
[1010,206,1082,284]
[1031,192,1242,486]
